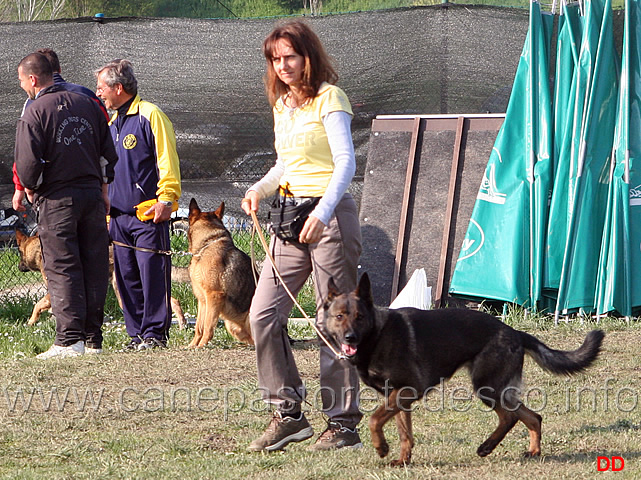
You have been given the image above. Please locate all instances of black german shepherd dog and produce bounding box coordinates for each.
[323,273,604,466]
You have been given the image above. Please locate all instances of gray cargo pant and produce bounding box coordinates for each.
[250,194,363,427]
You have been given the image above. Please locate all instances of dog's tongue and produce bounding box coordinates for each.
[342,344,357,357]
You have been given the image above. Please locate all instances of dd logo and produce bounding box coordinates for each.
[597,456,625,471]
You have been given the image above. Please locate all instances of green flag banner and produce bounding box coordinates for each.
[554,0,619,316]
[596,0,641,316]
[544,0,601,301]
[542,2,581,305]
[449,2,553,306]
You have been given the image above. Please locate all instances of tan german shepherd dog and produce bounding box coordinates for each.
[323,272,605,466]
[15,230,185,328]
[186,198,255,347]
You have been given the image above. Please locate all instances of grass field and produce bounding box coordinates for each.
[0,297,639,479]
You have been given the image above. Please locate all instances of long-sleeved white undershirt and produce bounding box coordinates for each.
[247,110,355,226]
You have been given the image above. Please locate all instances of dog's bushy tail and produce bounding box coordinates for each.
[521,329,605,375]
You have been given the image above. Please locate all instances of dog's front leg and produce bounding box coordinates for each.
[187,297,205,348]
[197,291,225,347]
[111,274,123,309]
[28,294,52,326]
[391,409,414,466]
[369,389,404,461]
[171,297,186,329]
[222,318,253,345]
[369,407,391,459]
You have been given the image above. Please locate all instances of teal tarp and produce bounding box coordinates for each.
[596,0,641,316]
[543,1,582,300]
[449,1,553,306]
[553,0,618,315]
[450,0,630,315]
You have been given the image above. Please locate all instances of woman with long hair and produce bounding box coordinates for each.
[242,19,363,452]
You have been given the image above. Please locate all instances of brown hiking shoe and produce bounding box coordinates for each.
[308,421,363,451]
[248,411,314,452]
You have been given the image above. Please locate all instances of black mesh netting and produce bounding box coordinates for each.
[0,5,539,207]
[0,5,627,202]
[0,4,627,302]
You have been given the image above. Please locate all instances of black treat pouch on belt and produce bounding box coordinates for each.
[268,197,320,242]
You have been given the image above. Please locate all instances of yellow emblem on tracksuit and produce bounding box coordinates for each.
[123,134,137,149]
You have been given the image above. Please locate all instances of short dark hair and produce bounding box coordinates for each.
[18,52,53,82]
[35,48,61,72]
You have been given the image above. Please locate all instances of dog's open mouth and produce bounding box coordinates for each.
[341,344,357,357]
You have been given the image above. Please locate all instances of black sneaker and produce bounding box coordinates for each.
[308,421,363,451]
[120,339,141,352]
[137,337,167,351]
[248,411,314,452]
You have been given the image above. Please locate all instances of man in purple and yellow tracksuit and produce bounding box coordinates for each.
[95,59,181,351]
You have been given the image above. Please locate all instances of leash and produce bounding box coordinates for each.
[111,240,194,258]
[190,238,221,258]
[249,227,260,287]
[111,240,173,256]
[249,210,346,360]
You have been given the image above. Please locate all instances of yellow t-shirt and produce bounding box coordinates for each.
[274,82,353,197]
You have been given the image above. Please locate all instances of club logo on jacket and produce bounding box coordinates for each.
[123,134,137,150]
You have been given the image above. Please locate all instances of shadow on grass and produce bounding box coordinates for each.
[373,421,641,469]
[572,419,641,434]
[390,448,641,469]
[540,450,641,464]
[289,337,320,350]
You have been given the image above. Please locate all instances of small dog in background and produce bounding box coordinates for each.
[186,198,255,347]
[15,230,51,326]
[15,230,186,328]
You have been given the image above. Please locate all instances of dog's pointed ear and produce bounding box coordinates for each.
[215,201,225,219]
[15,229,26,245]
[325,276,341,303]
[356,272,374,306]
[189,198,200,216]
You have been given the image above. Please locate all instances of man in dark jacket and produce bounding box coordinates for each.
[12,48,109,213]
[14,52,118,359]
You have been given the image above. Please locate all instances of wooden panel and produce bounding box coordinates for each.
[359,114,504,307]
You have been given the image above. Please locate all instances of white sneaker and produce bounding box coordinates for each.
[36,340,85,359]
[85,346,103,355]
